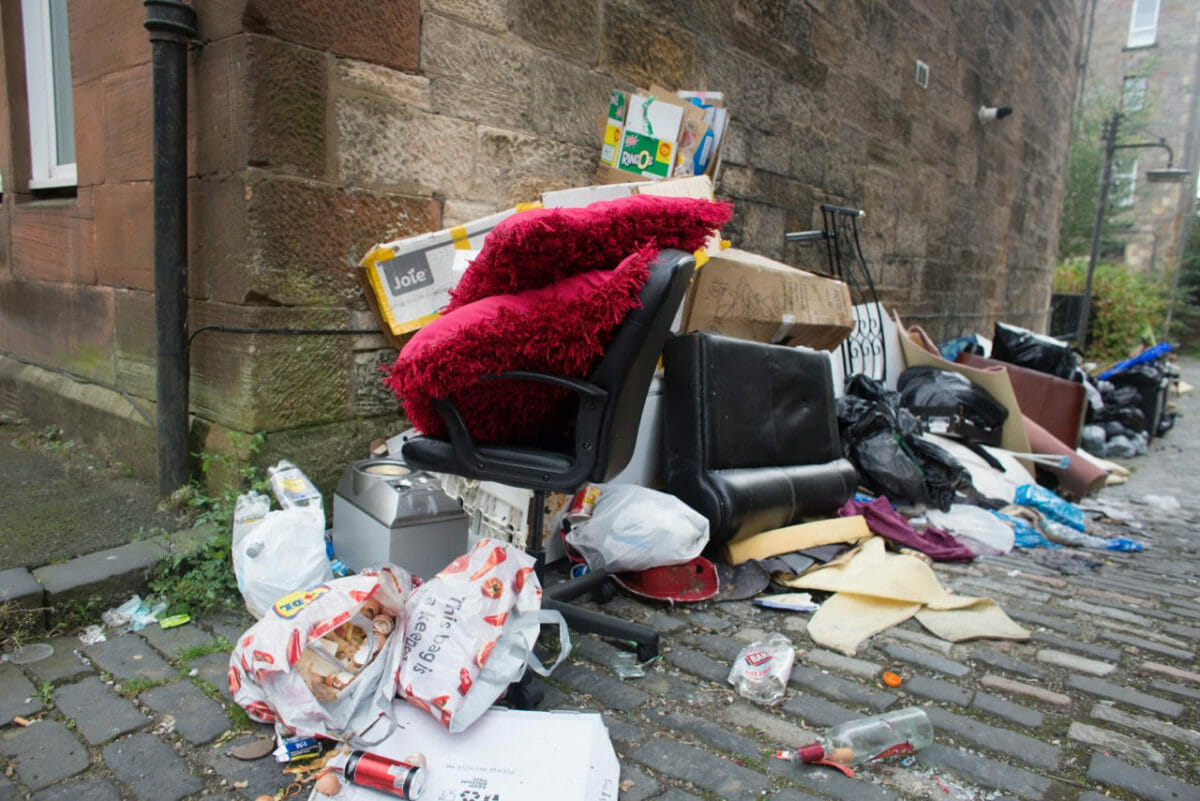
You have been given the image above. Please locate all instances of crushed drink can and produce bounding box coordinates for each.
[344,750,425,799]
[567,484,602,524]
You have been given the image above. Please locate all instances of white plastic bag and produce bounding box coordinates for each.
[398,539,570,733]
[229,565,413,740]
[235,506,333,619]
[565,484,709,573]
[231,491,271,597]
[925,503,1015,554]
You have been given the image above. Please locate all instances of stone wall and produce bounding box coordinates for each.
[0,0,1090,484]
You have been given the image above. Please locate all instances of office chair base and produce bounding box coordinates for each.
[502,671,545,710]
[545,598,660,662]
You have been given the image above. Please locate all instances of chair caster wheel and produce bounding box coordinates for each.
[591,579,618,604]
[504,679,544,710]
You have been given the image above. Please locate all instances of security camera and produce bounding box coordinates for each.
[978,106,1014,123]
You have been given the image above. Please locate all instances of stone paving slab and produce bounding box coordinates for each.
[968,647,1043,678]
[19,637,93,684]
[925,707,1061,770]
[207,732,289,799]
[883,643,970,677]
[84,636,174,683]
[630,738,768,800]
[138,679,231,745]
[0,720,89,790]
[917,743,1054,800]
[30,777,122,801]
[53,676,149,744]
[1068,720,1166,765]
[138,621,217,660]
[1066,674,1185,717]
[1086,752,1200,801]
[189,652,234,700]
[102,733,204,801]
[788,664,897,709]
[969,690,1044,728]
[0,664,43,724]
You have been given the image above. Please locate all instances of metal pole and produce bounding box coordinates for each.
[1076,111,1119,348]
[144,1,196,496]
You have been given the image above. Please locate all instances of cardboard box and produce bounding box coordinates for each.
[598,89,629,168]
[358,208,521,340]
[318,703,619,801]
[542,174,712,208]
[680,248,855,350]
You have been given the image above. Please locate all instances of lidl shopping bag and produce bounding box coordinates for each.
[398,538,569,732]
[229,565,413,740]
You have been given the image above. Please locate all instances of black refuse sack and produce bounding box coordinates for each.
[992,322,1075,379]
[896,366,1008,442]
[837,374,970,510]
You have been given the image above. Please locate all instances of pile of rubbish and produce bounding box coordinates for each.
[213,114,1190,795]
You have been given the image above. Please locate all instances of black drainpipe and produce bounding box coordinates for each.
[143,0,196,496]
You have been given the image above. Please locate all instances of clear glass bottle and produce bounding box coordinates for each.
[795,706,933,766]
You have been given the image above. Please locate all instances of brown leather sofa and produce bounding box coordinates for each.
[955,351,1086,449]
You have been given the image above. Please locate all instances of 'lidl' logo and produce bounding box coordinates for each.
[274,585,330,618]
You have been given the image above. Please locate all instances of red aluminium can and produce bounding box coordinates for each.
[567,484,602,524]
[344,750,425,799]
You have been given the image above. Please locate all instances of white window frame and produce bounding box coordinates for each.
[1126,0,1160,49]
[1122,77,1147,111]
[21,0,76,189]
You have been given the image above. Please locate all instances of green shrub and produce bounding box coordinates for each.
[1054,259,1168,364]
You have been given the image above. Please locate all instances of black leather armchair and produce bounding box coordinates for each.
[401,249,697,661]
[663,332,859,545]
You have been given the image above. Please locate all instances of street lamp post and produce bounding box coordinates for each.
[1075,111,1189,347]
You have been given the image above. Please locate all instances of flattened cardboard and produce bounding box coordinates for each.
[321,703,619,801]
[681,248,855,350]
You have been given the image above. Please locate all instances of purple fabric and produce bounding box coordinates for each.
[839,497,977,562]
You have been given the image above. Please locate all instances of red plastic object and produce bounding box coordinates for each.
[612,556,720,603]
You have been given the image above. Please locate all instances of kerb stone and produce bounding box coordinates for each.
[33,540,166,608]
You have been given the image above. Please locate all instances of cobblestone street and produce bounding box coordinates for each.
[2,360,1199,801]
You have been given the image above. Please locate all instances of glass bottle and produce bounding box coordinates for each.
[795,706,933,766]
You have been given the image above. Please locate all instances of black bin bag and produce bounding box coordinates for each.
[992,322,1075,379]
[897,366,1008,443]
[837,374,970,510]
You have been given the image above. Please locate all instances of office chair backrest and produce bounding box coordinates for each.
[587,248,696,481]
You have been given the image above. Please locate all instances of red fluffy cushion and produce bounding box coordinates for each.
[448,193,732,310]
[385,244,658,444]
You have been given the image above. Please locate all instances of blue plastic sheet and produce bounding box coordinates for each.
[1014,484,1086,531]
[1098,343,1173,380]
[990,511,1060,549]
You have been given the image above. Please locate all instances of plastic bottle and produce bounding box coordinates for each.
[788,706,933,766]
[727,633,795,705]
[267,460,323,513]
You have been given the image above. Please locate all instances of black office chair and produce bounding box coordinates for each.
[401,248,697,663]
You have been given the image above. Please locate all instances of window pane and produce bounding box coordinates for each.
[1132,0,1158,30]
[1127,0,1159,47]
[48,0,74,165]
[1123,78,1147,111]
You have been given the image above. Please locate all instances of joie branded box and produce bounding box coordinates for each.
[359,208,527,345]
